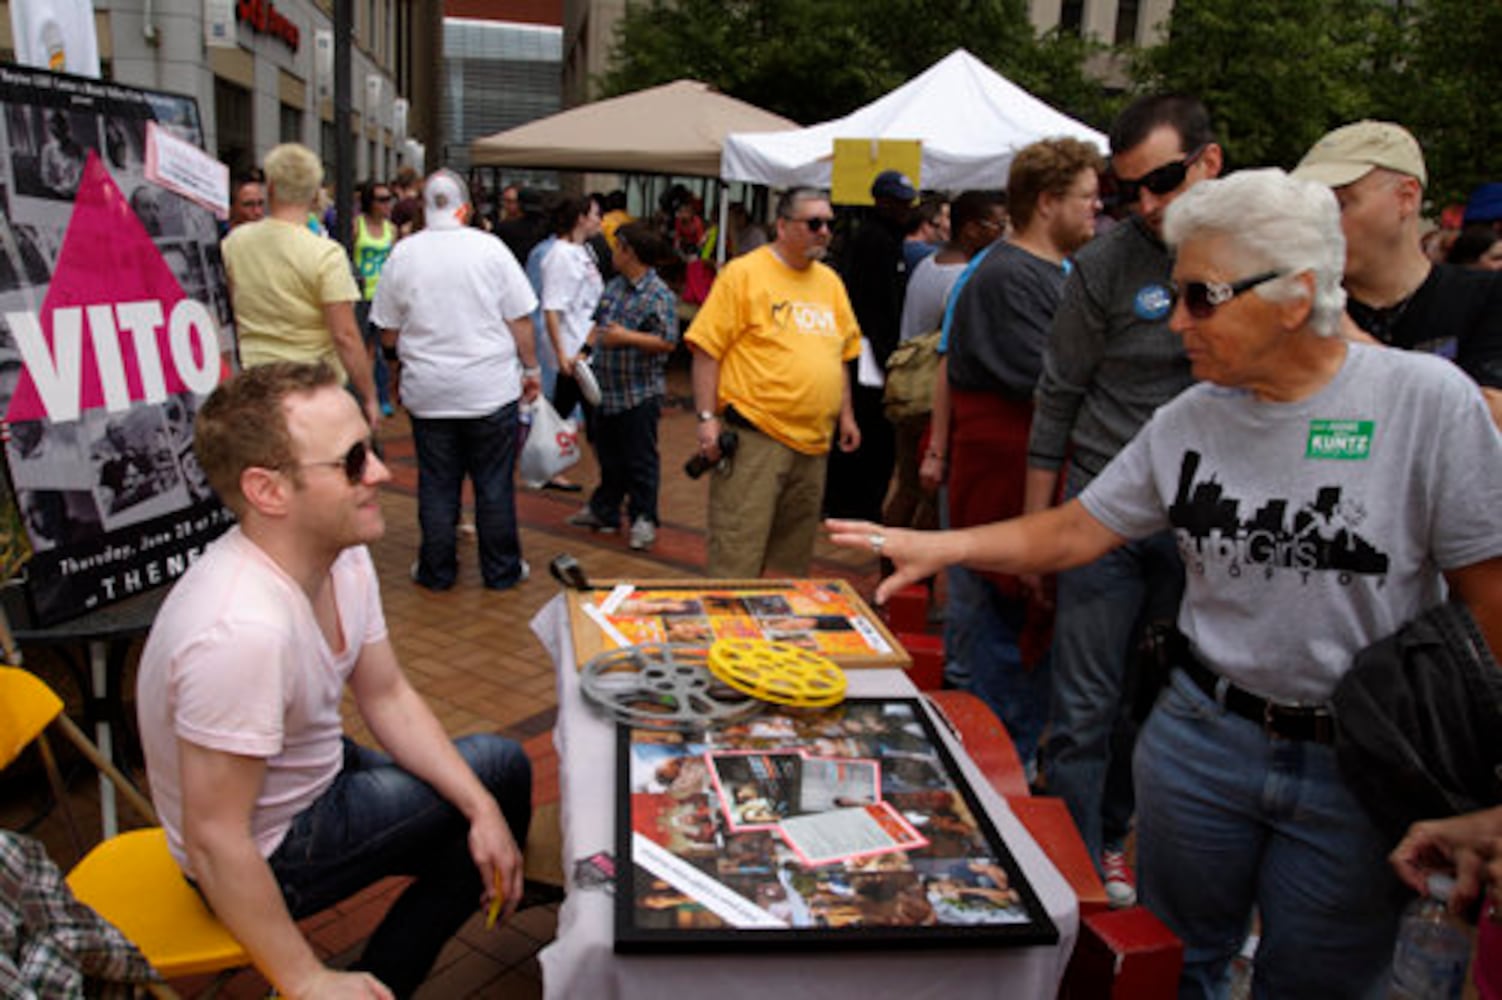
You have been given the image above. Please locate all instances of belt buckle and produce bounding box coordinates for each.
[1262,700,1282,740]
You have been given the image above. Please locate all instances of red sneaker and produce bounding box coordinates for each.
[1101,848,1137,909]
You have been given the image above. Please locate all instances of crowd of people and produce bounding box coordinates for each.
[125,83,1502,997]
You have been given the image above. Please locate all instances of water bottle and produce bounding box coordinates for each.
[1391,873,1474,999]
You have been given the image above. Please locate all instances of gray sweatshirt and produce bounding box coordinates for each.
[1027,216,1194,481]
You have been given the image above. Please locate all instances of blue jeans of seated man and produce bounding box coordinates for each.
[946,565,1051,775]
[268,735,532,999]
[1134,670,1401,999]
[411,402,524,590]
[1039,468,1184,864]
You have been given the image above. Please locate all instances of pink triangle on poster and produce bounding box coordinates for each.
[5,152,210,423]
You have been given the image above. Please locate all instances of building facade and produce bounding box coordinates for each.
[0,0,441,183]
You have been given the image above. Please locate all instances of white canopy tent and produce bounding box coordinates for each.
[721,49,1108,192]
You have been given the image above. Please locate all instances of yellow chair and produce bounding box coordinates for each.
[0,666,250,995]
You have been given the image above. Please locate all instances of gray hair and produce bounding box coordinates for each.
[775,187,829,219]
[1163,168,1347,337]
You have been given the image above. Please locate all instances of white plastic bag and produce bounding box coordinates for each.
[518,397,581,483]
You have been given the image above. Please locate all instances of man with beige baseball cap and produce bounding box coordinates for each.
[1295,121,1502,424]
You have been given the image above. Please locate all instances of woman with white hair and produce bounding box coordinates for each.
[829,168,1502,995]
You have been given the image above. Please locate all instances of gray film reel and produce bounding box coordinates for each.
[579,643,762,731]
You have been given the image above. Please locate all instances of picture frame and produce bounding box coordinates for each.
[614,697,1059,953]
[566,578,911,671]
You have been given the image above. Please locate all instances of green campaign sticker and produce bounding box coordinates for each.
[1306,419,1374,460]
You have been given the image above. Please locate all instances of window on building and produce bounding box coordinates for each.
[1060,0,1085,35]
[215,78,253,178]
[1115,0,1142,44]
[280,103,302,144]
[321,119,336,178]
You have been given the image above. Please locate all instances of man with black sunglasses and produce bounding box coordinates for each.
[1024,94,1222,909]
[136,362,532,998]
[688,186,861,577]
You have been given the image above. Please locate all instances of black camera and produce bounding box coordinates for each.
[684,430,739,479]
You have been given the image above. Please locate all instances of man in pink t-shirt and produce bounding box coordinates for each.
[136,362,531,999]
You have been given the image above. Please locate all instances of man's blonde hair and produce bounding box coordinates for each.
[264,143,324,208]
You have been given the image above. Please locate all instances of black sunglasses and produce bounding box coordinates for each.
[788,216,832,233]
[1115,145,1207,203]
[373,194,393,202]
[1172,270,1283,319]
[301,439,374,484]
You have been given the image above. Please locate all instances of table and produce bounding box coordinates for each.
[530,595,1079,1000]
[6,585,166,837]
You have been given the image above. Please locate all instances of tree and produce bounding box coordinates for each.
[599,0,1113,133]
[1371,0,1502,208]
[1130,0,1391,172]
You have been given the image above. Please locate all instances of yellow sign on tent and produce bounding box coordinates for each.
[830,139,923,206]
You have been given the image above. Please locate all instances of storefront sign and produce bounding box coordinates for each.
[235,0,300,52]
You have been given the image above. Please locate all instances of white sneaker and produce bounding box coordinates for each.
[628,517,656,551]
[1101,848,1137,909]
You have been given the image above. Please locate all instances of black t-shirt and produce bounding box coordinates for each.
[945,240,1068,400]
[1347,263,1502,387]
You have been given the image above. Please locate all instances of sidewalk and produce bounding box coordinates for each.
[1,374,883,998]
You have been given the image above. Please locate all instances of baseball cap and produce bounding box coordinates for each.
[1292,120,1427,188]
[871,170,917,203]
[423,170,469,230]
[1463,182,1502,225]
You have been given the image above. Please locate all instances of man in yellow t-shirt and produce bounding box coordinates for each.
[222,143,378,427]
[687,188,861,577]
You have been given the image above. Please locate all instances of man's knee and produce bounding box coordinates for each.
[454,733,531,796]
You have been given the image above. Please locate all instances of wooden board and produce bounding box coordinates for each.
[566,579,910,671]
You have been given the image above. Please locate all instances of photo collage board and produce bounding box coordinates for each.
[615,697,1057,952]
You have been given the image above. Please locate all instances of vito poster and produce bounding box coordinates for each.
[0,64,236,625]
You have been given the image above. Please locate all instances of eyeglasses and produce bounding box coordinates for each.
[373,194,393,203]
[1172,270,1283,318]
[788,216,832,233]
[299,439,374,484]
[1115,145,1207,203]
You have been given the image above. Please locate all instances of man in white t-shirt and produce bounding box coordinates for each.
[137,362,532,999]
[372,170,541,590]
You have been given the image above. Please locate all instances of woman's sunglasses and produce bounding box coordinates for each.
[1115,146,1207,203]
[300,439,374,484]
[1172,270,1283,319]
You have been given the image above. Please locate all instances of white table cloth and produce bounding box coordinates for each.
[532,595,1079,1000]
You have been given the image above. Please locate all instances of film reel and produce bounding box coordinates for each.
[706,639,847,709]
[579,643,762,731]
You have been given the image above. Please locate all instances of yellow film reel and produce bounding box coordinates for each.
[706,639,847,708]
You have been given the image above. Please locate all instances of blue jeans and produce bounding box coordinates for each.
[1135,671,1401,999]
[588,398,660,527]
[268,735,532,998]
[1039,469,1184,862]
[355,300,392,411]
[945,565,1051,774]
[411,402,524,590]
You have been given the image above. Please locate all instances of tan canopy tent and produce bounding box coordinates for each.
[469,79,797,177]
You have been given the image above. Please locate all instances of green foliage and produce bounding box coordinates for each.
[1375,0,1502,208]
[1130,0,1390,172]
[601,0,1501,209]
[1131,0,1502,208]
[600,0,1113,131]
